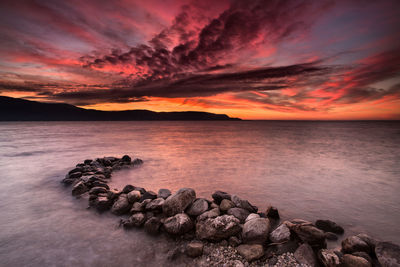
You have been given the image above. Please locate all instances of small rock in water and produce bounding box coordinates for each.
[265,206,280,220]
[186,241,204,257]
[315,219,344,234]
[342,254,371,267]
[121,155,131,163]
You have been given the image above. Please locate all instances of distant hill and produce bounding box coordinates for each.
[0,96,241,121]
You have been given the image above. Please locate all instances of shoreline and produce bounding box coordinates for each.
[62,155,400,266]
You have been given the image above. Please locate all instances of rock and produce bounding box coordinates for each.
[342,236,371,254]
[186,198,209,216]
[71,181,88,196]
[265,240,299,257]
[144,217,162,235]
[197,208,220,221]
[89,187,108,195]
[122,184,135,194]
[229,236,242,247]
[91,181,109,190]
[326,232,338,241]
[291,224,326,249]
[84,159,92,164]
[61,177,76,185]
[294,243,318,267]
[245,213,260,223]
[107,188,120,200]
[163,213,193,235]
[211,191,231,204]
[231,195,258,213]
[210,202,219,209]
[123,212,146,228]
[130,201,146,213]
[196,215,241,241]
[342,254,371,267]
[127,190,141,203]
[134,186,146,194]
[375,241,400,267]
[121,155,131,163]
[162,188,196,217]
[236,244,264,262]
[242,218,270,244]
[265,206,280,220]
[69,172,82,179]
[315,219,344,234]
[132,158,143,166]
[227,208,250,223]
[158,189,171,199]
[69,167,83,174]
[318,249,342,267]
[95,196,112,211]
[220,199,235,212]
[111,194,131,215]
[356,234,377,251]
[352,252,372,264]
[270,223,291,243]
[145,198,165,211]
[140,190,157,202]
[186,241,204,257]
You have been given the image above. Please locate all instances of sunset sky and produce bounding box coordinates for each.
[0,0,399,119]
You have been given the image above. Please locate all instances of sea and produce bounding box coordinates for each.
[0,121,399,266]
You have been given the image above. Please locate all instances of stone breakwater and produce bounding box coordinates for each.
[62,155,400,267]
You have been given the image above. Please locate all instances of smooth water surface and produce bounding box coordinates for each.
[0,121,399,266]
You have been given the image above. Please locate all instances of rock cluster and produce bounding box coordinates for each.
[62,155,400,267]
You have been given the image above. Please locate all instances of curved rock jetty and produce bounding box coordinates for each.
[62,155,400,267]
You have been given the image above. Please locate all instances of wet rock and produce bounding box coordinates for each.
[375,241,400,267]
[123,212,146,228]
[91,181,109,190]
[325,232,338,241]
[122,184,135,194]
[107,188,120,200]
[111,194,131,215]
[132,158,143,166]
[220,199,235,212]
[294,243,318,267]
[145,198,165,211]
[69,167,83,174]
[144,217,162,235]
[186,198,209,216]
[315,219,344,234]
[69,172,82,179]
[71,181,88,196]
[130,201,145,213]
[242,218,271,244]
[61,177,76,185]
[127,190,141,203]
[121,155,131,163]
[162,188,196,217]
[245,213,260,222]
[186,241,204,257]
[95,196,112,211]
[211,191,231,204]
[196,215,241,241]
[210,202,219,209]
[229,236,242,247]
[291,224,326,249]
[197,208,220,221]
[157,189,171,199]
[140,190,157,202]
[163,213,193,235]
[227,208,250,224]
[352,252,372,264]
[356,234,377,251]
[89,186,108,195]
[231,195,258,213]
[236,244,264,262]
[342,254,371,267]
[266,206,280,220]
[265,240,299,257]
[318,249,342,267]
[270,223,291,243]
[342,236,371,254]
[133,186,146,194]
[84,159,92,164]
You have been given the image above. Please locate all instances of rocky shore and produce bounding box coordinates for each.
[62,155,400,267]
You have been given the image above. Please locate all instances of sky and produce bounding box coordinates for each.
[0,0,399,119]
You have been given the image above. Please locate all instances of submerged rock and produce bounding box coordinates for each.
[163,213,193,235]
[242,218,270,244]
[186,198,209,216]
[196,215,241,241]
[236,244,264,262]
[315,219,344,234]
[162,188,196,217]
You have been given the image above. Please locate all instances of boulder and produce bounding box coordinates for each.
[352,252,372,264]
[315,219,344,234]
[196,215,241,241]
[342,236,371,254]
[356,234,377,251]
[265,240,299,257]
[71,181,88,196]
[111,194,131,215]
[294,243,318,267]
[162,188,196,217]
[245,213,260,223]
[145,198,165,211]
[140,190,157,202]
[197,208,220,221]
[163,213,193,235]
[211,191,231,204]
[127,190,141,203]
[318,249,342,267]
[227,208,250,223]
[342,254,371,267]
[220,199,235,212]
[122,184,135,194]
[122,212,146,228]
[375,241,400,267]
[236,244,264,262]
[144,217,162,235]
[265,206,280,220]
[94,196,112,211]
[231,195,258,213]
[158,188,171,199]
[242,218,270,244]
[269,223,291,243]
[186,198,209,216]
[291,224,326,249]
[186,241,204,257]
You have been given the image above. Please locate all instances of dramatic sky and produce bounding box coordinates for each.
[0,0,399,119]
